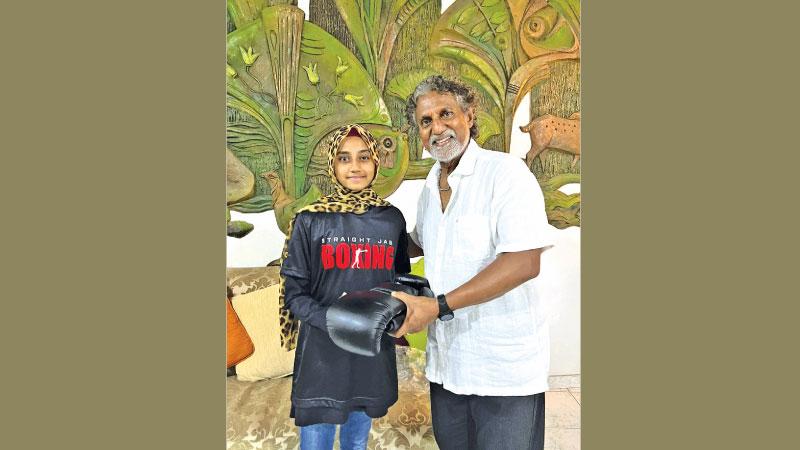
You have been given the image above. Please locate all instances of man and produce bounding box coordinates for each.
[391,75,554,450]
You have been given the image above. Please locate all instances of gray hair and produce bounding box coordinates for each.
[405,75,479,139]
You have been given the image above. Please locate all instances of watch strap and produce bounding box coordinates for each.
[436,293,453,320]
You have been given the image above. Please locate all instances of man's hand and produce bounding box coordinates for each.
[389,291,439,338]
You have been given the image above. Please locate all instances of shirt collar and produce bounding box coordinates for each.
[426,139,479,188]
[451,139,479,177]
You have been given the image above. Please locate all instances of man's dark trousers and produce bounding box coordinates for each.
[429,382,545,450]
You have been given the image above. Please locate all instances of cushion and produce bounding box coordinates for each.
[227,297,255,368]
[231,283,295,381]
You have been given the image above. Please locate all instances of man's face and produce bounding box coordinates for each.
[413,91,474,163]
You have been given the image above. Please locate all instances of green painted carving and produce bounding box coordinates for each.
[312,0,444,179]
[384,69,442,176]
[428,0,516,150]
[227,0,267,29]
[227,207,255,239]
[333,0,433,93]
[263,171,324,233]
[505,0,579,144]
[362,125,409,197]
[427,0,580,228]
[428,0,580,151]
[226,148,256,205]
[261,5,306,201]
[228,220,256,238]
[528,59,580,228]
[540,173,580,229]
[406,158,437,179]
[292,19,402,203]
[226,1,581,232]
[227,3,411,234]
[229,195,274,213]
[385,69,439,103]
[304,124,409,199]
[474,110,501,146]
[518,1,581,229]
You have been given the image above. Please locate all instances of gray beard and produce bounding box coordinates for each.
[429,132,467,163]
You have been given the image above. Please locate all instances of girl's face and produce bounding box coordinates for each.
[333,135,376,192]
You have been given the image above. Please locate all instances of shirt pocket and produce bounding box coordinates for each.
[452,214,493,262]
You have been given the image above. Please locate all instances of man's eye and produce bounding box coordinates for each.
[442,111,453,118]
[421,119,431,127]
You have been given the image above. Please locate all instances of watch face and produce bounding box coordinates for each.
[439,312,454,321]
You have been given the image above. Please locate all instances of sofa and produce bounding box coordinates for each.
[226,266,580,450]
[226,266,437,450]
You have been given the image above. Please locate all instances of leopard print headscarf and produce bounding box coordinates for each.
[278,124,390,350]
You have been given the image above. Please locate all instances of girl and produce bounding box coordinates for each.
[278,124,411,450]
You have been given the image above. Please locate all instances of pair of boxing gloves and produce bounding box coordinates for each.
[326,273,435,357]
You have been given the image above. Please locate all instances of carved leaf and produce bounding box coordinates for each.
[456,5,477,26]
[334,0,377,80]
[460,64,502,113]
[395,0,431,28]
[227,148,256,205]
[541,173,581,229]
[227,121,276,155]
[294,21,392,189]
[227,220,255,238]
[489,11,508,25]
[470,20,489,37]
[430,0,519,150]
[548,0,581,38]
[532,20,576,51]
[230,194,273,213]
[385,69,440,101]
[474,111,501,146]
[226,0,267,29]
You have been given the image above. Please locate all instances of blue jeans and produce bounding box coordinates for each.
[299,410,373,450]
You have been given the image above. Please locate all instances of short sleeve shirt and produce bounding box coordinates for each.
[410,140,555,396]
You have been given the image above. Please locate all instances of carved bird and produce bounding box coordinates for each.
[262,171,322,235]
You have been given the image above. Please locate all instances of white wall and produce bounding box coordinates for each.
[227,1,580,377]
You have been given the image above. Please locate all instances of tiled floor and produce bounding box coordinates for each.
[545,376,581,450]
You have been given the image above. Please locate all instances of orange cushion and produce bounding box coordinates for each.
[227,297,254,368]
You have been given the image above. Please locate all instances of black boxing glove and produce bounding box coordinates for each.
[325,288,408,357]
[392,273,435,299]
[325,275,435,356]
[365,275,436,334]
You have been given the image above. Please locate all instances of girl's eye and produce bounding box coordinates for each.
[338,156,348,162]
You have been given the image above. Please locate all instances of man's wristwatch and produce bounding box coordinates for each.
[436,293,454,321]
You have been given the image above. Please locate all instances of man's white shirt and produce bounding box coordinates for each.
[410,139,555,396]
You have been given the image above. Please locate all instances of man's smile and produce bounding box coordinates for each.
[433,136,452,147]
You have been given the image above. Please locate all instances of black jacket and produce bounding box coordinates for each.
[280,206,411,426]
